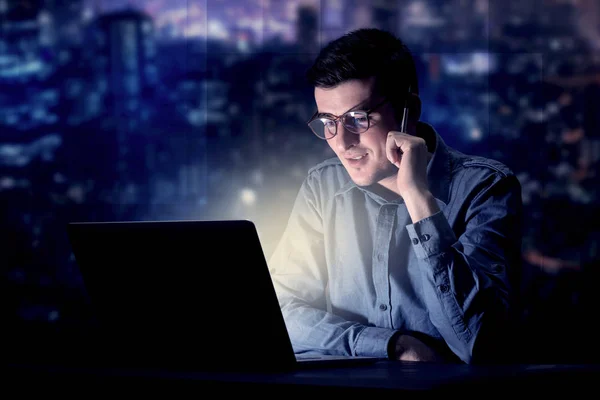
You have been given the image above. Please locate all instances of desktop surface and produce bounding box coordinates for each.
[6,325,600,395]
[7,357,600,396]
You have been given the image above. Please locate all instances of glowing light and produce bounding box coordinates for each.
[470,127,482,141]
[472,52,494,74]
[0,176,15,189]
[240,188,256,206]
[207,19,229,40]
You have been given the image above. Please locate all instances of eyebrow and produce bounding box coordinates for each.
[316,98,371,118]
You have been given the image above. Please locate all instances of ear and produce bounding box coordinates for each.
[393,93,422,127]
[409,93,422,122]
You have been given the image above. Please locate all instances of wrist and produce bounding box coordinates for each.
[402,187,431,203]
[403,190,439,223]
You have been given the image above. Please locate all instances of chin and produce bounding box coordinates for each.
[349,172,377,187]
[345,161,395,187]
[351,179,372,187]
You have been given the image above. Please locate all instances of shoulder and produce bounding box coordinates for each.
[449,147,516,180]
[302,157,352,197]
[307,157,344,176]
[446,148,522,201]
[306,157,349,185]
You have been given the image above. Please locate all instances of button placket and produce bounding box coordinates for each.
[372,204,395,327]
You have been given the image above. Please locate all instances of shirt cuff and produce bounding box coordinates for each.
[354,326,398,358]
[406,211,457,260]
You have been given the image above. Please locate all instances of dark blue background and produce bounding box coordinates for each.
[3,0,600,363]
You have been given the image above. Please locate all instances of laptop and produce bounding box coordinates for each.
[66,219,383,373]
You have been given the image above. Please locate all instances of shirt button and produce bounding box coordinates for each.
[377,253,383,262]
[420,234,431,242]
[379,304,387,311]
[412,238,419,245]
[439,284,449,293]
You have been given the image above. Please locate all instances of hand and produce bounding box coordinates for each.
[392,334,445,362]
[386,131,439,223]
[385,131,430,196]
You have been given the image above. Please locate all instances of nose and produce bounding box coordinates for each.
[334,122,359,152]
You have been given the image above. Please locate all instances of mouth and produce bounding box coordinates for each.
[345,153,368,167]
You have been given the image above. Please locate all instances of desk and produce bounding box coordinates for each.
[6,360,600,396]
[6,326,600,395]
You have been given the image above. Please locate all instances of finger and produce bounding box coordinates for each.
[387,132,409,166]
[386,133,400,166]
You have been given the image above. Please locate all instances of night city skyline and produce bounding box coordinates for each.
[3,0,600,364]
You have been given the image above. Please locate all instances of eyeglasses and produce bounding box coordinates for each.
[307,98,390,140]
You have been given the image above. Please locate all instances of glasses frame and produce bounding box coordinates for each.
[307,98,390,140]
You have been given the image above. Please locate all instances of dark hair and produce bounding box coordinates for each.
[306,28,418,114]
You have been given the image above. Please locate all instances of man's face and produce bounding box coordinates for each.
[314,77,399,187]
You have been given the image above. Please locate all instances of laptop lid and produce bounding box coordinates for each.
[66,219,298,372]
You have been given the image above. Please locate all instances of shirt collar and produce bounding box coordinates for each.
[421,121,452,206]
[334,121,452,206]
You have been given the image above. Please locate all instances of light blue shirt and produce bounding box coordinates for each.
[268,122,523,364]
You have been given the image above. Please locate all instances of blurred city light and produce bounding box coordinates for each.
[0,1,599,362]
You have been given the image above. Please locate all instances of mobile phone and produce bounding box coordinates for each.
[399,85,411,133]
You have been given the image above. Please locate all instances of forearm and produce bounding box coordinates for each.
[403,189,440,224]
[278,295,396,358]
[406,211,516,364]
[270,213,396,358]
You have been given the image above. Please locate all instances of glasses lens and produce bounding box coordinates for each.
[309,118,336,139]
[342,111,369,133]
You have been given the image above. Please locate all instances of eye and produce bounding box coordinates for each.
[349,112,368,121]
[348,113,369,126]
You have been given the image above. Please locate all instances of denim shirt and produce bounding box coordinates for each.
[268,122,523,364]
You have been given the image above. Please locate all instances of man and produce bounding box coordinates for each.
[269,28,523,364]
